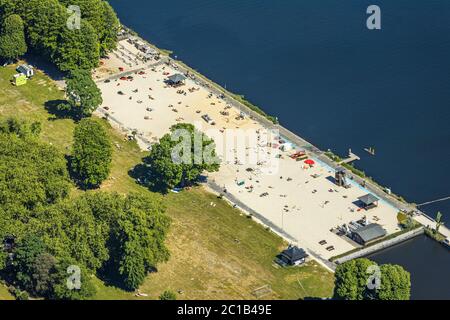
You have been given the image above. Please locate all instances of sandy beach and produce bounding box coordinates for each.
[95,39,402,265]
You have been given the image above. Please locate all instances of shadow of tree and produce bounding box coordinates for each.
[24,52,66,82]
[45,99,86,122]
[128,162,206,195]
[65,154,83,190]
[65,154,102,191]
[97,255,158,293]
[128,162,170,194]
[44,99,78,121]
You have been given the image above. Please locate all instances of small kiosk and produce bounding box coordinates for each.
[13,73,27,86]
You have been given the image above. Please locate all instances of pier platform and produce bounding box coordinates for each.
[340,151,361,164]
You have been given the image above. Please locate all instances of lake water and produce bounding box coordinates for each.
[109,0,450,299]
[369,235,450,300]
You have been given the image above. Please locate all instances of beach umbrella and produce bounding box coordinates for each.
[304,159,315,165]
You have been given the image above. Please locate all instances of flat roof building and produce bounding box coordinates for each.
[358,193,379,210]
[167,73,186,86]
[351,223,386,245]
[16,64,34,77]
[276,246,309,266]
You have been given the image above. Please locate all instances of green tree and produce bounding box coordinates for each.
[51,258,96,300]
[377,264,411,300]
[0,120,70,229]
[53,19,100,72]
[0,117,41,138]
[1,0,114,72]
[159,290,177,300]
[32,252,58,297]
[63,69,103,118]
[118,241,148,291]
[71,118,112,188]
[0,118,172,298]
[333,258,378,300]
[334,258,411,300]
[58,0,120,55]
[33,196,110,271]
[15,289,29,300]
[0,119,70,290]
[37,191,171,291]
[111,193,171,290]
[142,123,220,192]
[435,211,444,234]
[20,0,67,56]
[0,249,7,271]
[0,14,27,60]
[99,1,120,54]
[13,235,46,292]
[0,0,19,18]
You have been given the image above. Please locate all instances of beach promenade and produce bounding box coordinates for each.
[148,54,450,244]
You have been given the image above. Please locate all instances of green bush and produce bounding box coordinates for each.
[159,290,177,300]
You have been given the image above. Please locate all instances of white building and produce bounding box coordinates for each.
[16,64,34,77]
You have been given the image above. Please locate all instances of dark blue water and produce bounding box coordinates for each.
[109,0,450,298]
[369,235,450,300]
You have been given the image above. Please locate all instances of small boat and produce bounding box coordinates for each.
[364,147,376,155]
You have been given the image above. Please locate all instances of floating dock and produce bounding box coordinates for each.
[340,149,360,164]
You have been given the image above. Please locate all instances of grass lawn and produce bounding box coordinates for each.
[0,64,334,300]
[0,283,14,300]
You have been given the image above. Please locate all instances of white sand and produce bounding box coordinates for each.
[97,40,401,262]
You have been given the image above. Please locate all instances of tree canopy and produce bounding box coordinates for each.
[0,0,120,72]
[12,235,49,295]
[112,193,171,290]
[377,264,411,300]
[58,0,120,55]
[20,0,68,56]
[62,69,103,118]
[71,118,112,189]
[141,123,220,192]
[159,290,177,300]
[333,258,411,300]
[0,14,27,60]
[0,118,171,298]
[0,118,70,234]
[53,19,100,72]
